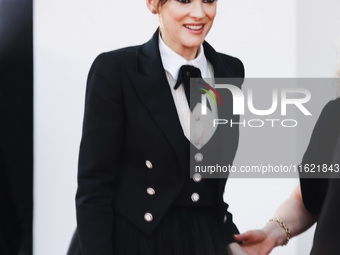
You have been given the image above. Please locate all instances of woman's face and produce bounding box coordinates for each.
[156,0,217,60]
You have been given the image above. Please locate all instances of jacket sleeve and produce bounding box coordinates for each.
[299,99,340,214]
[76,53,124,255]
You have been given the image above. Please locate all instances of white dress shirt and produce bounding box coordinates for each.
[158,35,218,150]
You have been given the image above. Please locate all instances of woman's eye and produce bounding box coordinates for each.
[176,0,190,3]
[175,0,216,4]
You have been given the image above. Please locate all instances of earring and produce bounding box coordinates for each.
[152,9,157,14]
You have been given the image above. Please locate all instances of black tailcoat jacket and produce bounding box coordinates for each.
[76,30,244,255]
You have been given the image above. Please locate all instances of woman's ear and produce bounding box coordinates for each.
[146,0,158,14]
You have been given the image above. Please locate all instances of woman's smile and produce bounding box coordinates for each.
[183,23,205,34]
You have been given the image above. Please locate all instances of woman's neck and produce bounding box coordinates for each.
[178,46,199,61]
[160,32,200,61]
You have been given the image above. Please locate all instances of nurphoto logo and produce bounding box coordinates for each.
[199,84,312,128]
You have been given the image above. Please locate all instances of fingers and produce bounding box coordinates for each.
[234,231,256,242]
[234,233,247,241]
[234,230,267,244]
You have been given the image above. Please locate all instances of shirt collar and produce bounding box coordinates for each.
[158,34,208,80]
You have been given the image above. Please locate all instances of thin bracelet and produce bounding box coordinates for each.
[268,218,291,245]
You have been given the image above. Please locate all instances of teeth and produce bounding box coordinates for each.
[185,25,203,31]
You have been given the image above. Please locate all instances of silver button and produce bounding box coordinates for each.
[194,153,203,162]
[145,160,153,169]
[223,215,227,223]
[191,193,200,202]
[195,116,200,122]
[193,173,202,183]
[194,140,200,146]
[144,212,153,222]
[146,187,155,195]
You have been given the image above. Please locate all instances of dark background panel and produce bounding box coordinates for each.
[0,0,33,254]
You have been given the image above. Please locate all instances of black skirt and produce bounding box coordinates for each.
[68,206,231,255]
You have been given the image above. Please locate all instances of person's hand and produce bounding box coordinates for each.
[233,221,288,255]
[228,242,249,255]
[234,229,276,255]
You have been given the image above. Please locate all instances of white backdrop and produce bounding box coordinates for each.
[34,1,340,255]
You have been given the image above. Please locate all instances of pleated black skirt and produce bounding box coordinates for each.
[68,206,231,255]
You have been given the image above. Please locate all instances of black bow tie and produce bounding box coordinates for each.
[174,65,211,112]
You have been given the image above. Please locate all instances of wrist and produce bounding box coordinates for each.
[264,219,291,246]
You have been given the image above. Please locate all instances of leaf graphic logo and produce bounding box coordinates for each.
[197,81,222,106]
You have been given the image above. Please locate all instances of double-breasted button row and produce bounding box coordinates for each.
[145,160,155,223]
[192,153,202,203]
[145,160,155,195]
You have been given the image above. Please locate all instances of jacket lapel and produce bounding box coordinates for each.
[203,41,234,78]
[128,30,189,174]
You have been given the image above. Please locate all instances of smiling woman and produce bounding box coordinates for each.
[69,0,245,255]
